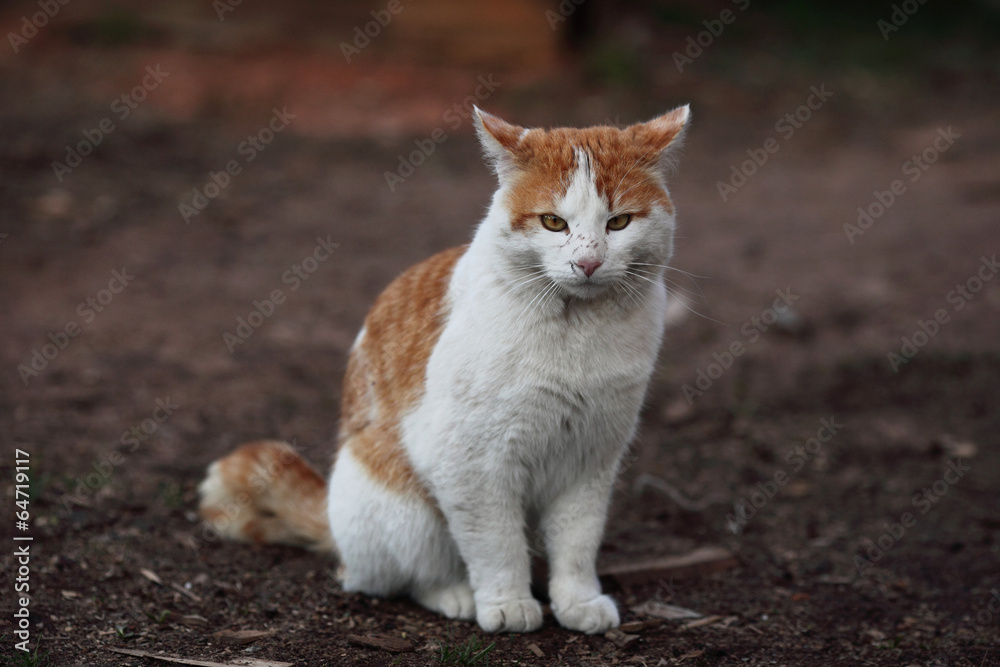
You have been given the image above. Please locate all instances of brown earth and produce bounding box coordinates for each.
[2,3,1000,666]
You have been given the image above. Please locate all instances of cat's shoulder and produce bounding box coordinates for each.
[366,244,467,331]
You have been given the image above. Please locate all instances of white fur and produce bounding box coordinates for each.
[327,127,680,634]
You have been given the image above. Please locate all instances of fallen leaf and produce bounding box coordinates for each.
[172,582,203,602]
[604,629,640,648]
[346,634,414,653]
[527,642,544,657]
[791,593,810,602]
[682,615,727,629]
[599,546,738,588]
[107,647,293,667]
[212,629,277,645]
[140,568,163,585]
[180,615,209,627]
[630,600,702,620]
[61,590,81,600]
[618,619,666,633]
[678,649,705,661]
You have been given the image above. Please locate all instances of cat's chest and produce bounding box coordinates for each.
[426,287,664,437]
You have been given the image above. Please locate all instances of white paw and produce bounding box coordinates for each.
[476,597,544,633]
[413,582,476,620]
[553,594,620,634]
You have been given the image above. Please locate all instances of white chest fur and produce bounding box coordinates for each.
[403,244,667,511]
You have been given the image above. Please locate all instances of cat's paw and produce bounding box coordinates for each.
[413,582,476,620]
[553,594,620,634]
[476,597,544,633]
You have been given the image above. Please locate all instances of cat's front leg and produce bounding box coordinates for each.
[437,482,543,633]
[541,473,620,634]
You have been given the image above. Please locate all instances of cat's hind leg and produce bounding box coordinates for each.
[327,445,472,618]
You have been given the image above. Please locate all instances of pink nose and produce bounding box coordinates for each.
[576,259,603,278]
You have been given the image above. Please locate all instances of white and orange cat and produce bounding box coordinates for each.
[199,105,690,634]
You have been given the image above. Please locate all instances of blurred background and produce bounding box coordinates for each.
[2,1,999,665]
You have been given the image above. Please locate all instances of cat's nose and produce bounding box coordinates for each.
[576,259,603,278]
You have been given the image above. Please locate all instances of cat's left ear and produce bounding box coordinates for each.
[631,105,690,170]
[473,107,526,180]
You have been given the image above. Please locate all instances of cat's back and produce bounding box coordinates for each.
[337,245,466,495]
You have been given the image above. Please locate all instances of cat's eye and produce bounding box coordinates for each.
[607,214,632,231]
[540,214,568,232]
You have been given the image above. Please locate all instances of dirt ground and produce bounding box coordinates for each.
[2,2,1000,666]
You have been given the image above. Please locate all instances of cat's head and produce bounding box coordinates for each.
[474,107,689,301]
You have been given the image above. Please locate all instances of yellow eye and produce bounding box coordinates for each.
[607,213,632,231]
[540,214,567,232]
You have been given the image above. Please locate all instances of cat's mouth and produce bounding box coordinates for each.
[559,274,614,299]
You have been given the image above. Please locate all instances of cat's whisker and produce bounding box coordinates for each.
[499,271,552,299]
[630,262,710,281]
[661,285,730,327]
[517,277,560,322]
[628,264,708,299]
[623,269,723,324]
[614,280,642,310]
[629,262,703,274]
[618,279,647,311]
[627,267,704,302]
[625,273,703,312]
[496,264,549,291]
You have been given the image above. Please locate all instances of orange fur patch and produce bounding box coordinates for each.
[492,115,686,231]
[338,246,467,497]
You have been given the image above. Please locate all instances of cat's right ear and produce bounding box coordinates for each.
[473,107,526,180]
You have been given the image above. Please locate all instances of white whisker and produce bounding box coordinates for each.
[627,267,704,301]
[629,262,710,281]
[624,269,727,326]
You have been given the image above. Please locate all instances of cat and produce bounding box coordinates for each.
[198,104,690,634]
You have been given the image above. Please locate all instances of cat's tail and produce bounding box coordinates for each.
[198,441,335,554]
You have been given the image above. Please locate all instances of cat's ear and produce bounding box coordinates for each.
[631,105,690,172]
[473,107,526,179]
